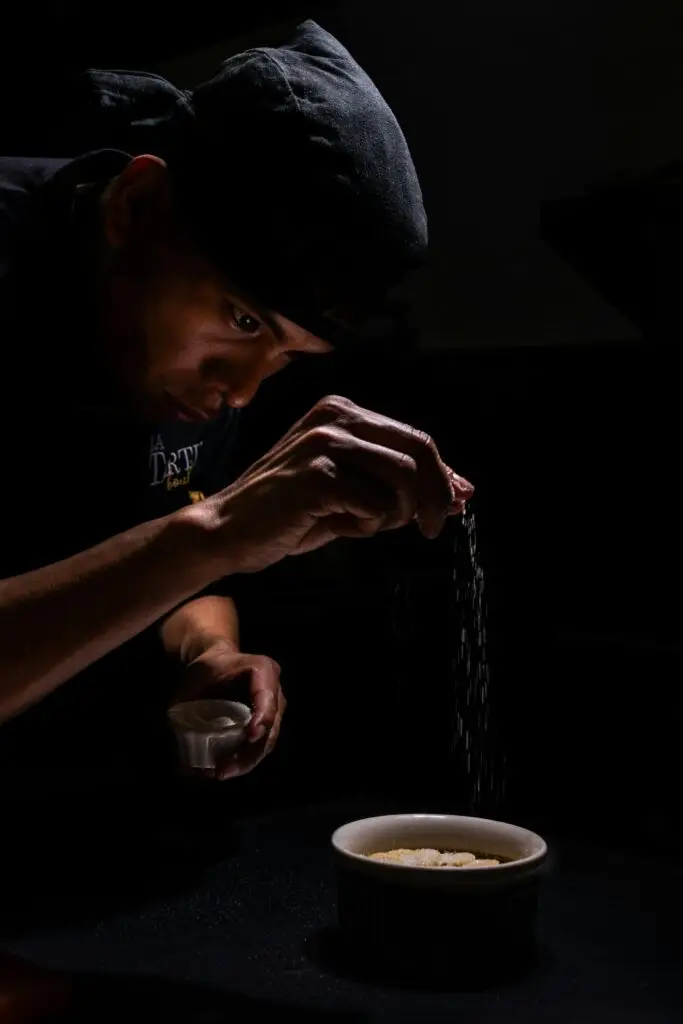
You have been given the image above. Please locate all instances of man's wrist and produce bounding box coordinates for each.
[174,495,235,580]
[180,633,239,665]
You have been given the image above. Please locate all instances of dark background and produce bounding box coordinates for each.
[0,2,681,851]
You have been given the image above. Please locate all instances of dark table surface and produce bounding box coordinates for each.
[1,793,681,1023]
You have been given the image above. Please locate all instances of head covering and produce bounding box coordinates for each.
[169,20,428,343]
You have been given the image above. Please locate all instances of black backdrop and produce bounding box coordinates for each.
[0,1,680,855]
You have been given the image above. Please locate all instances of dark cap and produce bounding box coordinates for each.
[169,20,427,343]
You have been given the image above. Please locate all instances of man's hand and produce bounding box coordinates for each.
[190,395,475,576]
[175,639,285,780]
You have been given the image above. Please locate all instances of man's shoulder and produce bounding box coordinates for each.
[0,156,70,187]
[0,158,70,219]
[0,158,79,424]
[0,157,71,268]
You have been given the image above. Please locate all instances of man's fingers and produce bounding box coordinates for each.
[333,441,419,529]
[256,395,474,542]
[248,658,280,741]
[293,442,444,554]
[294,454,392,544]
[339,416,472,537]
[219,688,286,780]
[308,443,417,529]
[447,497,469,518]
[446,467,475,509]
[301,400,473,538]
[310,440,471,539]
[264,689,286,756]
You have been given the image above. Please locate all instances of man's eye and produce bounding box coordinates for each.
[232,306,261,335]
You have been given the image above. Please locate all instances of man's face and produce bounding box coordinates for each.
[98,156,332,423]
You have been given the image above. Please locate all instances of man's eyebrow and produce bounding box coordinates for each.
[256,305,285,341]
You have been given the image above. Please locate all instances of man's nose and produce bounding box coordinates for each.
[226,361,269,408]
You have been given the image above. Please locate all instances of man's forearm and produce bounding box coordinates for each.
[161,594,240,664]
[0,508,217,723]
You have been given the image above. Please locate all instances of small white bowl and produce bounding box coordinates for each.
[168,699,251,772]
[331,813,548,980]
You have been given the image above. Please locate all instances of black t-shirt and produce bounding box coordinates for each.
[0,153,244,795]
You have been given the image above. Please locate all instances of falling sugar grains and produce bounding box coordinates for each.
[449,510,506,813]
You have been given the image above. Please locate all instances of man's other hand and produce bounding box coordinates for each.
[174,640,285,781]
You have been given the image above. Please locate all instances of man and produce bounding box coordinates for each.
[0,21,473,791]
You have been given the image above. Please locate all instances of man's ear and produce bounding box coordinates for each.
[101,154,171,248]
